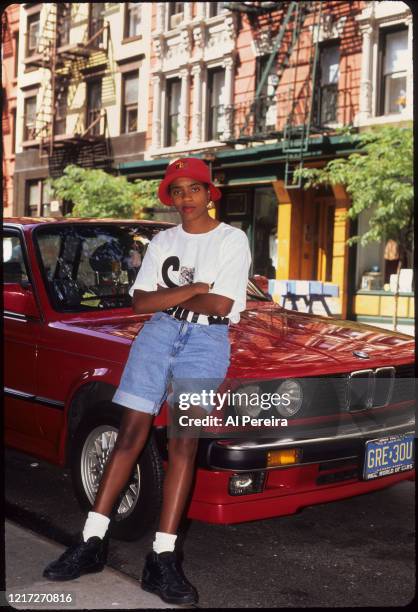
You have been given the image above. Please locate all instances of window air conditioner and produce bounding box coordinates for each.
[170,12,183,29]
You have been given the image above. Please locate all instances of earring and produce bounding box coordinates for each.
[207,201,215,210]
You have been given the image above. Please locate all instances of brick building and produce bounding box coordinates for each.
[2,4,20,216]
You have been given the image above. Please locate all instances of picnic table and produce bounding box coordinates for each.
[267,280,339,315]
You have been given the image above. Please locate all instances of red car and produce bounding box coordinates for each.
[4,217,415,541]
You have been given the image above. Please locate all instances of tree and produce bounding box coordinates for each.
[293,126,413,331]
[47,165,160,220]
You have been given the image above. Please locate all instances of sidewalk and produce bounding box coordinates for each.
[3,520,178,609]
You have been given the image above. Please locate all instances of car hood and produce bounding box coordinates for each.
[60,303,414,376]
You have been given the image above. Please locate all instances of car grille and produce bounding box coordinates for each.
[392,364,416,404]
[299,364,415,416]
[345,364,415,412]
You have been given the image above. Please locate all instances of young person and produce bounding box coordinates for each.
[42,157,252,605]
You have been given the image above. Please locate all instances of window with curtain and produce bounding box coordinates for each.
[166,78,181,146]
[122,71,139,133]
[313,43,340,125]
[24,95,37,140]
[207,69,225,140]
[379,27,407,115]
[124,2,141,38]
[26,12,40,57]
[255,55,278,133]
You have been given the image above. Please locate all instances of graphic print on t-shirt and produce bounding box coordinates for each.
[161,256,194,287]
[179,266,195,285]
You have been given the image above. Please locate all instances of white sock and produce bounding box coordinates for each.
[152,531,177,554]
[82,511,110,542]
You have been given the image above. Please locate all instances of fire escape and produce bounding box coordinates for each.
[223,1,325,188]
[23,3,113,178]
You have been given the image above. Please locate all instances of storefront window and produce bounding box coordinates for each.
[253,187,278,278]
[355,206,385,291]
[221,186,278,279]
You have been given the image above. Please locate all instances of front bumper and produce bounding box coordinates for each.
[186,419,415,524]
[206,420,415,472]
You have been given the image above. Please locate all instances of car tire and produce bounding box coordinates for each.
[70,404,164,542]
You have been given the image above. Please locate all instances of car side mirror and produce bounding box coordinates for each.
[3,282,40,319]
[251,274,270,294]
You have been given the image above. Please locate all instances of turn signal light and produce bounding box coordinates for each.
[266,449,301,467]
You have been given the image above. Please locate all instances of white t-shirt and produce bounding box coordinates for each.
[129,222,252,324]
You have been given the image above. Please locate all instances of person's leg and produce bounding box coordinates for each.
[44,313,176,581]
[141,404,202,605]
[42,406,156,581]
[158,408,202,534]
[92,407,154,517]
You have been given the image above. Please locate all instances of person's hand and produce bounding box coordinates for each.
[194,282,214,294]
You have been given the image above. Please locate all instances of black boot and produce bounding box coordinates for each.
[141,550,198,605]
[42,531,109,581]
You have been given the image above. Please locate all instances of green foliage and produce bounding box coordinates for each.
[293,126,414,257]
[47,165,160,219]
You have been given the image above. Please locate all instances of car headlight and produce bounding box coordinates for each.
[275,379,303,417]
[231,384,263,418]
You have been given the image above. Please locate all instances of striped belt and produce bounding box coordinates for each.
[163,306,230,326]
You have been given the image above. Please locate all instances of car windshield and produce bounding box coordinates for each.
[34,223,165,312]
[33,223,272,312]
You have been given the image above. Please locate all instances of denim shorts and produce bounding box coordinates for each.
[112,311,231,415]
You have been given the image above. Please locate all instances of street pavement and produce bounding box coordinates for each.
[4,448,416,608]
[3,520,179,610]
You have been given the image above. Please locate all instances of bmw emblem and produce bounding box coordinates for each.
[353,350,370,359]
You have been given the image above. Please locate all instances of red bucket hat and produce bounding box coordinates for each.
[158,157,222,206]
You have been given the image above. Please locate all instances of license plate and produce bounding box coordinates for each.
[363,433,415,480]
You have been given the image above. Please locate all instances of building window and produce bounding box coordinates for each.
[26,180,40,216]
[26,12,40,57]
[166,78,181,146]
[13,32,19,78]
[122,71,138,133]
[42,180,53,216]
[124,3,141,38]
[11,108,16,153]
[88,3,104,45]
[168,2,184,29]
[207,68,225,141]
[379,27,407,115]
[255,55,277,133]
[86,80,102,136]
[24,95,37,140]
[208,2,226,18]
[55,84,68,135]
[313,43,340,126]
[26,179,51,217]
[56,3,71,47]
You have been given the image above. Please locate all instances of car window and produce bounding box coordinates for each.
[34,224,165,312]
[3,234,29,284]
